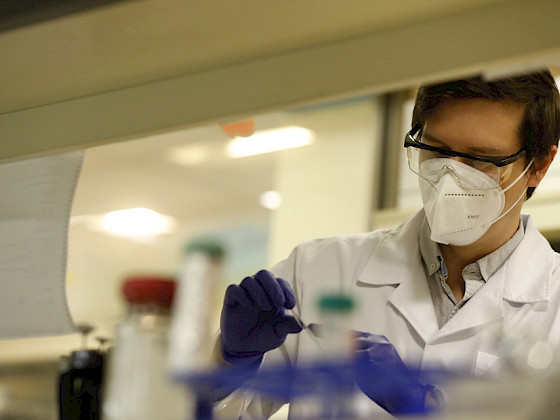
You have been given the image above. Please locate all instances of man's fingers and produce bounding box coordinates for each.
[224,270,297,313]
[224,284,252,308]
[276,277,297,309]
[239,276,273,311]
[273,315,303,338]
[254,270,286,310]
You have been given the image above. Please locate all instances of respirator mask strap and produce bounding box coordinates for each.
[486,158,534,226]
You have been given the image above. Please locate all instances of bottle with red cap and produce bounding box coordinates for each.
[102,275,187,420]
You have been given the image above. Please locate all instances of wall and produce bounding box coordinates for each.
[269,97,382,264]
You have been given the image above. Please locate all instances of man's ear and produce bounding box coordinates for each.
[528,145,557,188]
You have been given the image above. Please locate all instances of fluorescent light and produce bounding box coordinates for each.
[226,126,314,158]
[259,191,283,210]
[101,208,176,237]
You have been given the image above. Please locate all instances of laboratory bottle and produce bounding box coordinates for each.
[317,293,356,361]
[102,276,187,420]
[314,293,357,420]
[168,239,225,375]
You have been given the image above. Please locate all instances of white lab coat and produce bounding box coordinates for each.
[216,210,560,419]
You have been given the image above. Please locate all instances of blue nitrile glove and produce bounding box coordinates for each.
[219,270,303,368]
[354,333,429,416]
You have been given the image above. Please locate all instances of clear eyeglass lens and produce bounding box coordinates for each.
[407,146,514,189]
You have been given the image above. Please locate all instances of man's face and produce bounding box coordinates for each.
[422,98,528,247]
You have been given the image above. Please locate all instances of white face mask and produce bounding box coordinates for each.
[419,158,533,246]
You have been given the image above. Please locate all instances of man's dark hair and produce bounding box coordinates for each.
[412,70,560,199]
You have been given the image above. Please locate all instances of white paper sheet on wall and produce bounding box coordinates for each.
[0,151,83,338]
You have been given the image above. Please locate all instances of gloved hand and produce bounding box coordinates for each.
[219,270,303,368]
[354,333,429,416]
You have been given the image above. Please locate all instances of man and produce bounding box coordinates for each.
[215,70,560,418]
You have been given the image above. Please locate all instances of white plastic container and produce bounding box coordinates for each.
[102,276,187,420]
[297,293,358,420]
[168,240,224,374]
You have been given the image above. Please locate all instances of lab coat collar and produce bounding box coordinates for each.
[356,211,554,344]
[357,210,425,287]
[435,269,504,340]
[501,214,552,303]
[357,210,440,342]
[433,214,553,341]
[434,216,552,340]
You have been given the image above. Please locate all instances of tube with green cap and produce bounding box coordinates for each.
[168,238,225,374]
[316,293,356,361]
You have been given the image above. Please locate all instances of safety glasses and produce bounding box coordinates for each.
[404,125,527,187]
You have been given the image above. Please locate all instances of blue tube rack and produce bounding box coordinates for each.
[178,358,449,420]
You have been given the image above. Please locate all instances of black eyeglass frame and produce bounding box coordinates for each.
[404,125,527,168]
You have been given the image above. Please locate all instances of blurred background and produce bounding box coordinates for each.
[2,0,560,418]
